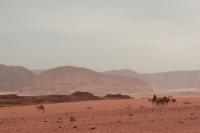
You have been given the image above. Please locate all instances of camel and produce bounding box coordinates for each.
[162,96,170,105]
[149,94,157,105]
[156,97,165,105]
[149,95,177,106]
[35,104,45,112]
[169,97,177,104]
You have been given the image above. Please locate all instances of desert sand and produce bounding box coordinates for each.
[0,97,200,133]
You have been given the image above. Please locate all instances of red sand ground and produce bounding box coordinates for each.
[0,97,200,133]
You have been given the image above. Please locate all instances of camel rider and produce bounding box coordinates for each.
[153,94,156,99]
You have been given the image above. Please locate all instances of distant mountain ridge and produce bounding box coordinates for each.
[3,64,200,96]
[21,66,152,96]
[141,70,200,90]
[0,64,35,92]
[104,69,200,90]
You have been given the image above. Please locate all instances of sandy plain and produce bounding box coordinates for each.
[0,97,200,133]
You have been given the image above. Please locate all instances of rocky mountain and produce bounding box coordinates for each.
[142,71,200,90]
[21,66,152,96]
[3,64,200,96]
[0,64,35,92]
[104,69,200,90]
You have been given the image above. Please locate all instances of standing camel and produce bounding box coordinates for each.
[150,94,158,105]
[168,96,177,104]
[35,104,45,112]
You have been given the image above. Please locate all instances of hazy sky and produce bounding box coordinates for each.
[1,0,200,72]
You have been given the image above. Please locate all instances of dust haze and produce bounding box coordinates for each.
[1,1,200,133]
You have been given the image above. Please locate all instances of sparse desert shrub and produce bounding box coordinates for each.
[126,105,131,109]
[73,125,78,128]
[86,106,92,109]
[70,116,75,122]
[140,105,144,108]
[190,113,194,116]
[183,101,191,105]
[194,105,200,108]
[89,126,97,130]
[128,113,134,116]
